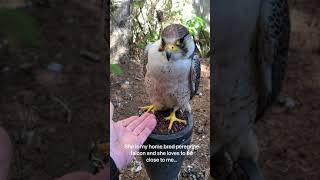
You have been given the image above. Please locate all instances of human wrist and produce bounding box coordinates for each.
[110,144,126,170]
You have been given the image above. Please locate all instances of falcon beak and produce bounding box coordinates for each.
[164,44,177,61]
[166,51,171,60]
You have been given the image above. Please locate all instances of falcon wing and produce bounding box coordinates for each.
[143,44,152,77]
[190,54,201,100]
[256,0,290,117]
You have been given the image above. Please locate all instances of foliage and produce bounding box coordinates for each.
[131,0,159,49]
[110,63,123,76]
[110,0,119,13]
[182,16,210,57]
[110,0,210,76]
[110,0,125,76]
[0,8,39,46]
[131,0,210,58]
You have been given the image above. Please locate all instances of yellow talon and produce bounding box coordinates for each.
[164,111,187,130]
[140,105,156,113]
[97,142,109,156]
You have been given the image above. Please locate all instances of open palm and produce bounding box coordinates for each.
[110,103,156,170]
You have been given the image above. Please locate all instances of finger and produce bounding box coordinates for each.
[110,119,118,143]
[144,114,157,131]
[137,118,157,144]
[133,114,156,136]
[126,113,151,132]
[137,127,153,145]
[110,102,114,121]
[117,116,139,127]
[110,120,115,133]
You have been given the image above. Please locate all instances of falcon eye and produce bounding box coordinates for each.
[176,38,184,46]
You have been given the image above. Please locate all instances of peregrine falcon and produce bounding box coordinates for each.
[140,24,201,130]
[211,0,290,179]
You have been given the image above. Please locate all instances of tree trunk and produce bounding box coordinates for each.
[110,0,132,64]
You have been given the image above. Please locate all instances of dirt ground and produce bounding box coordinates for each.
[257,1,320,179]
[0,1,106,180]
[111,1,320,180]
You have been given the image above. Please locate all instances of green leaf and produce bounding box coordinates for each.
[132,0,144,8]
[195,16,205,26]
[110,64,123,76]
[136,42,145,49]
[0,8,39,46]
[147,14,152,22]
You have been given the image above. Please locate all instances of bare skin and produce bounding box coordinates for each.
[110,102,157,169]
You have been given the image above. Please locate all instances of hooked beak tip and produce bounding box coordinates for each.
[166,52,171,60]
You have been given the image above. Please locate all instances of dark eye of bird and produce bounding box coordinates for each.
[177,38,184,47]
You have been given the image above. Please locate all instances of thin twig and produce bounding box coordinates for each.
[50,95,72,123]
[80,49,101,62]
[137,7,147,37]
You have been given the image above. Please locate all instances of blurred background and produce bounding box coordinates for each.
[0,0,107,179]
[110,0,320,179]
[256,0,320,179]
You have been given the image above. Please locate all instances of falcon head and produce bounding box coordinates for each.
[158,24,195,61]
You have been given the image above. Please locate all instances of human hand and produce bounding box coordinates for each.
[110,110,156,170]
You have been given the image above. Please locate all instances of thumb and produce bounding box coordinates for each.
[110,102,114,121]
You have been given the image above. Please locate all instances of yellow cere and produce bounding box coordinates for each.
[164,44,179,52]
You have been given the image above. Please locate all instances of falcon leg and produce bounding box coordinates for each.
[97,142,109,156]
[139,105,156,113]
[89,141,109,173]
[186,102,192,112]
[165,108,187,130]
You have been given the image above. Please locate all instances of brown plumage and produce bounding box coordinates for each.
[161,24,189,40]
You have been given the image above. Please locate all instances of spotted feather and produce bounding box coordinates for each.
[190,54,201,100]
[256,0,290,117]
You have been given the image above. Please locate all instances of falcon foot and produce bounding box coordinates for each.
[89,141,109,173]
[165,111,187,130]
[139,105,156,113]
[97,142,109,156]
